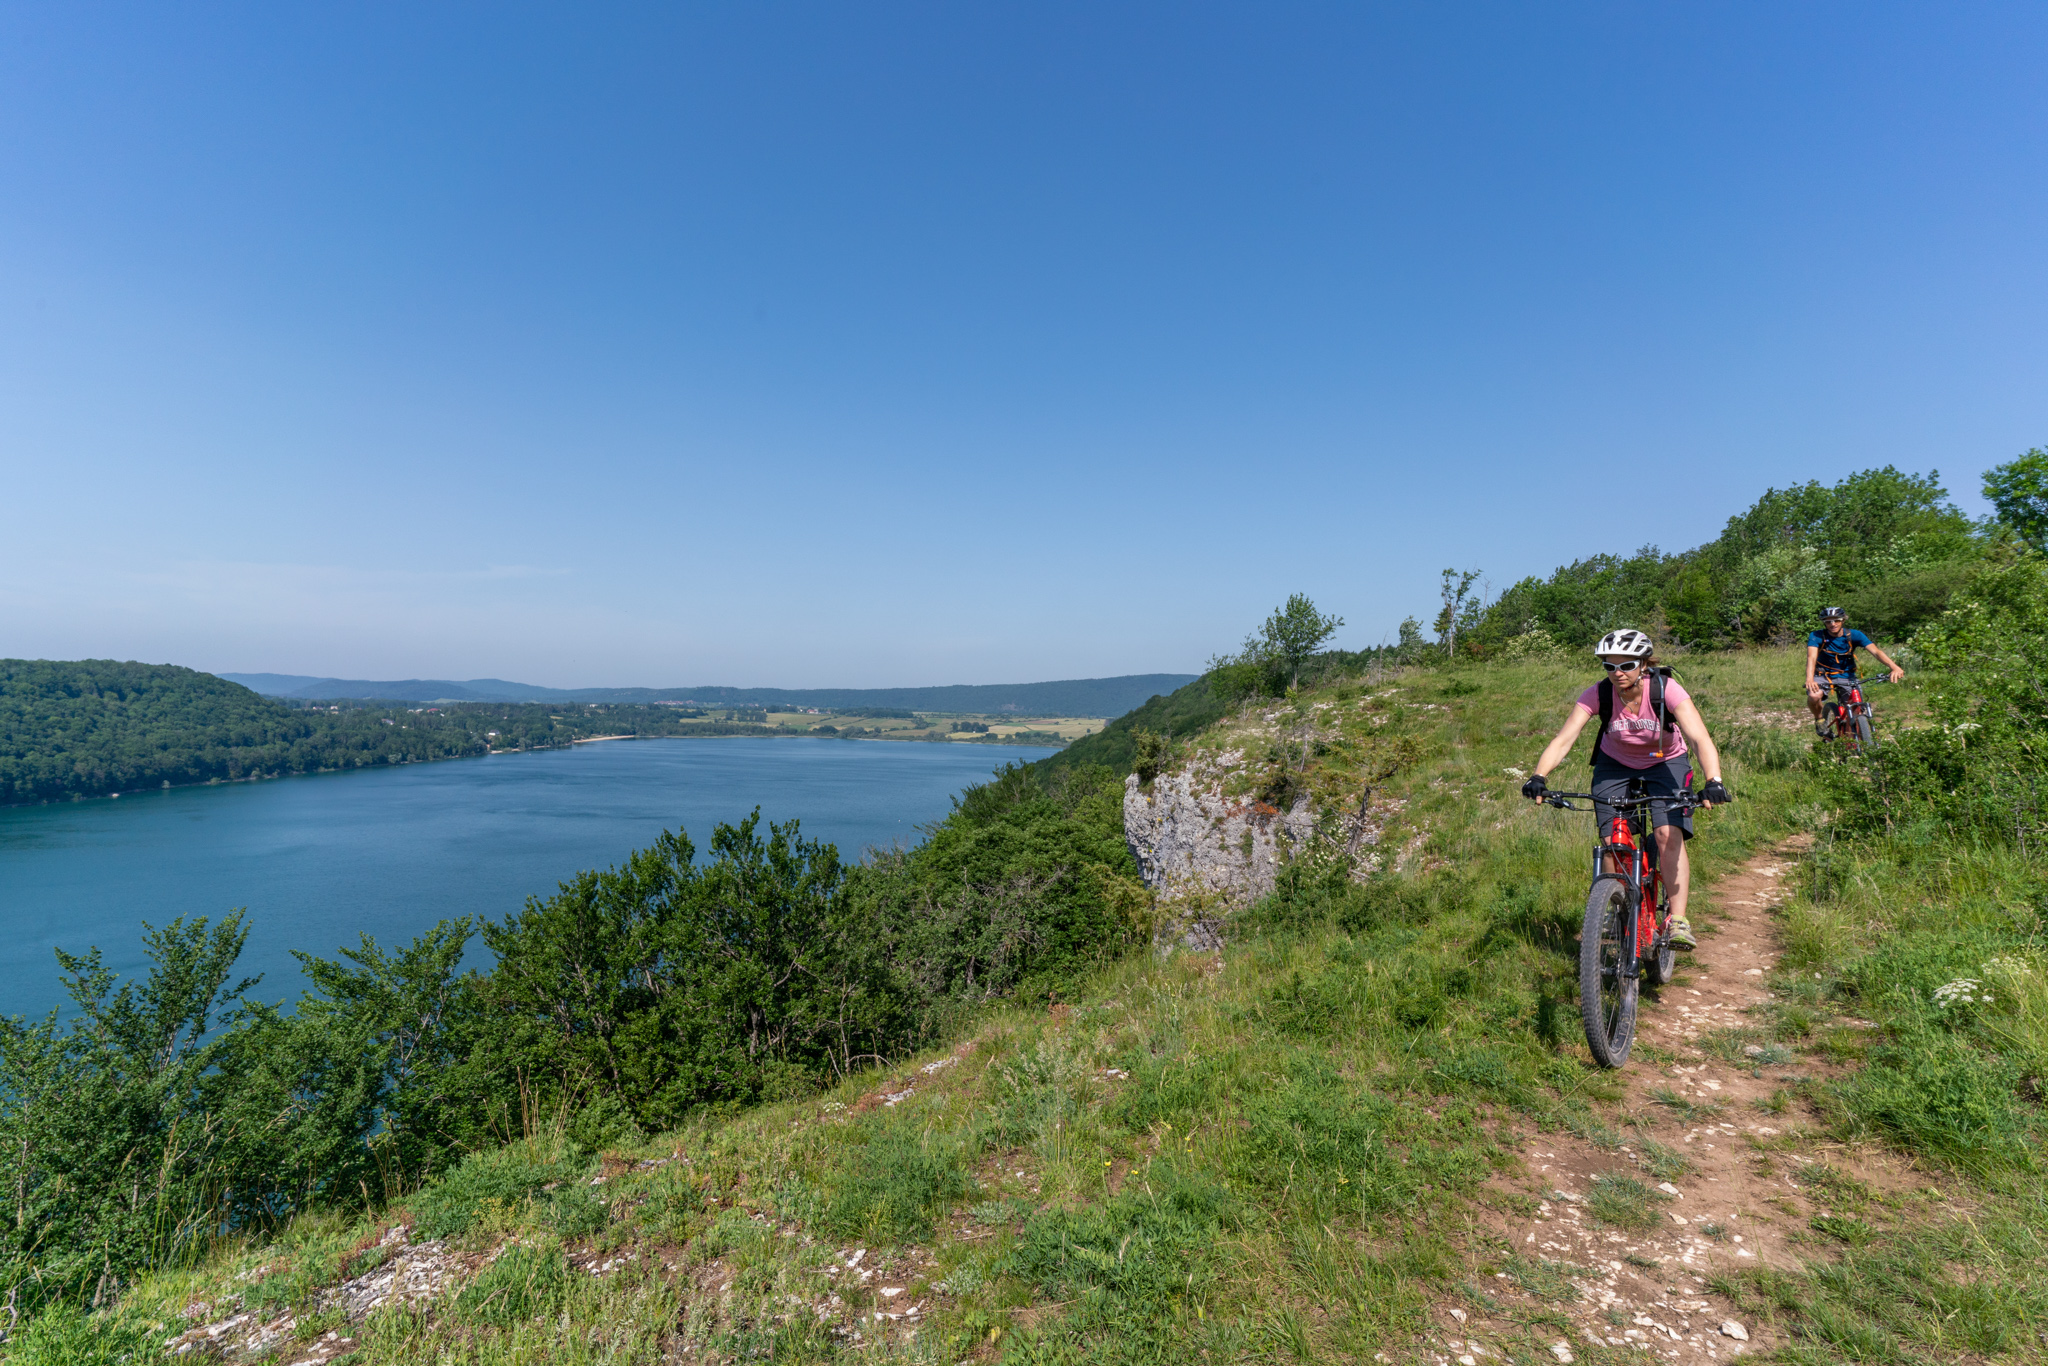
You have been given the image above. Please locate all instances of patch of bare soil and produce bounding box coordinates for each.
[1448,834,1926,1365]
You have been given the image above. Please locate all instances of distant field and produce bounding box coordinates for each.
[748,711,1104,746]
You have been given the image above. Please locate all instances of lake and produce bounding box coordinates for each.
[0,738,1052,1021]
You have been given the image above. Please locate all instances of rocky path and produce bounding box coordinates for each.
[1446,833,1914,1366]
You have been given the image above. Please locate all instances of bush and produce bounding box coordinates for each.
[0,914,372,1313]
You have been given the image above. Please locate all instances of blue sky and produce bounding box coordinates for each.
[2,3,2042,687]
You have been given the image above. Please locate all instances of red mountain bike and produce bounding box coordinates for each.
[1541,780,1703,1067]
[1816,672,1888,752]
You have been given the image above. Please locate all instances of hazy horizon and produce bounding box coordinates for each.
[4,4,2042,687]
[213,668,1199,697]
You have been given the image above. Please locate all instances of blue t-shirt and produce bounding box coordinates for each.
[1808,627,1871,676]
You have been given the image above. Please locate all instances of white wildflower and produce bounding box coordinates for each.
[1932,978,1984,1008]
[1504,766,1528,779]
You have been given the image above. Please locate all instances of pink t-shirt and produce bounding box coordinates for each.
[1574,678,1690,769]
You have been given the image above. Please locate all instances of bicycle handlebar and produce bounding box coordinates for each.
[1813,672,1890,687]
[1539,790,1708,814]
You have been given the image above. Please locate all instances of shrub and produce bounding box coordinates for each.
[1132,729,1168,784]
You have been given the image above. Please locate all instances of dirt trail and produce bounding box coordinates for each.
[1446,833,1914,1365]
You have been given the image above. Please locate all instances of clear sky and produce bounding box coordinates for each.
[2,4,2043,688]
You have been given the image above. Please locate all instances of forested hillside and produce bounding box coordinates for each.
[0,661,486,804]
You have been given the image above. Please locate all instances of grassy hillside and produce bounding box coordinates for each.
[30,639,2045,1364]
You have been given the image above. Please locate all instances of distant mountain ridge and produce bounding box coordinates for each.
[217,672,1200,718]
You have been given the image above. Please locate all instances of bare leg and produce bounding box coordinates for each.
[1805,689,1825,721]
[1656,825,1689,921]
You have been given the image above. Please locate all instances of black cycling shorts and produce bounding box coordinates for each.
[1591,753,1694,840]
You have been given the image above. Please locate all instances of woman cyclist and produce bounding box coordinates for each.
[1806,606,1904,737]
[1518,629,1730,950]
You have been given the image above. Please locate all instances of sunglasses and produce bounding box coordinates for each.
[1602,661,1644,673]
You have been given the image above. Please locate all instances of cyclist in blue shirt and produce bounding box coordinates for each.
[1805,607,1904,737]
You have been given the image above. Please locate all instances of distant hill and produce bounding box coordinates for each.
[217,673,1199,717]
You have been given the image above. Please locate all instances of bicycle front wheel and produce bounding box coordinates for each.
[1580,876,1639,1067]
[1853,712,1874,749]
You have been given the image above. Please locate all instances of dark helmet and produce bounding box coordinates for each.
[1820,606,1845,621]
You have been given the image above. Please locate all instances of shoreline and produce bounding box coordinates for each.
[2,732,1070,808]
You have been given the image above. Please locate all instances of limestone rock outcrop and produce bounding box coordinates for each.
[1123,753,1314,905]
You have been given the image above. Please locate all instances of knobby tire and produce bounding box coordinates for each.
[1580,875,1638,1067]
[1853,712,1874,749]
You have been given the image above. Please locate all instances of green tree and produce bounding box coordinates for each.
[1255,593,1345,689]
[0,915,286,1310]
[1983,448,2048,551]
[1434,570,1481,656]
[1396,616,1426,658]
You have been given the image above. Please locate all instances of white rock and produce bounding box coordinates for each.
[1721,1320,1750,1341]
[1123,762,1371,948]
[1549,1345,1575,1363]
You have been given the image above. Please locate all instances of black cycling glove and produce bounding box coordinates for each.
[1521,773,1549,801]
[1699,779,1731,805]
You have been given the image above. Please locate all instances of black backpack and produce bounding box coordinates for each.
[1591,667,1679,768]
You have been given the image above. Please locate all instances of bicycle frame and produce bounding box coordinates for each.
[1820,675,1866,716]
[1818,672,1887,747]
[1547,782,1695,978]
[1594,794,1663,981]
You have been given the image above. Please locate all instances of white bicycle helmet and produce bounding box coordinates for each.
[1593,628,1654,659]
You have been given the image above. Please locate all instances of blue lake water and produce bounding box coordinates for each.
[0,738,1049,1021]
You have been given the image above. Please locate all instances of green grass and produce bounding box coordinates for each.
[1586,1173,1667,1232]
[46,647,2048,1364]
[1634,1136,1694,1180]
[1649,1086,1726,1122]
